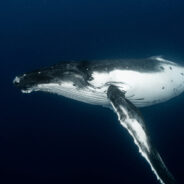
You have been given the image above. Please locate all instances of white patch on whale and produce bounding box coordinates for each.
[89,64,184,107]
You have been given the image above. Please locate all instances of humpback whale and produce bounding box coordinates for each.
[13,56,183,184]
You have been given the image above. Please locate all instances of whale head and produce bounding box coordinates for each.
[13,62,89,94]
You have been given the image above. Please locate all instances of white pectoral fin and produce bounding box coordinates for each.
[107,85,176,184]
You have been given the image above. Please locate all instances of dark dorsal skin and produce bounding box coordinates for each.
[78,58,162,73]
[35,57,166,76]
[34,57,174,85]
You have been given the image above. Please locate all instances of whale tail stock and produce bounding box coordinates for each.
[107,85,176,184]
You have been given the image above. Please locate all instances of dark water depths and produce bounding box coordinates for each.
[1,1,184,183]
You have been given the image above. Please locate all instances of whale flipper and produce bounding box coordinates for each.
[107,85,176,184]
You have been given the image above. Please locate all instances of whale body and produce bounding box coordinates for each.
[13,56,183,184]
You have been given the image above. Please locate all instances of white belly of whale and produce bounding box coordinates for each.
[88,65,184,107]
[35,83,109,106]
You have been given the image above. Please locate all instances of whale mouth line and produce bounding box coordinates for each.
[21,85,41,94]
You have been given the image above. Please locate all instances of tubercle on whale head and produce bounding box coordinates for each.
[13,61,88,93]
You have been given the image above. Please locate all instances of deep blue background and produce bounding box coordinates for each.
[1,0,184,183]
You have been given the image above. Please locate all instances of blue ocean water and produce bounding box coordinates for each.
[1,0,184,183]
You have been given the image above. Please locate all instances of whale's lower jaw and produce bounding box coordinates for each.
[18,81,177,108]
[27,83,110,106]
[17,81,157,107]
